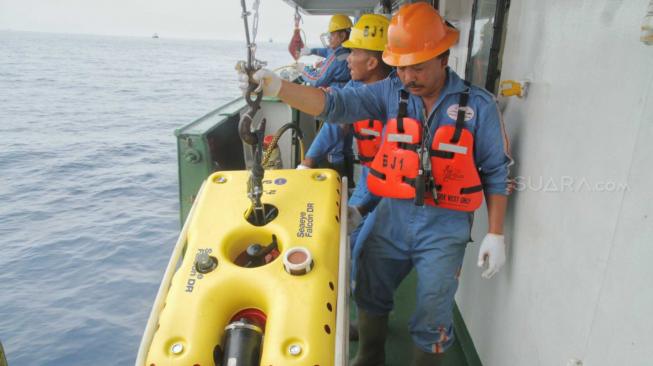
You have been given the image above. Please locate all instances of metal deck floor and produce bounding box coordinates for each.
[348,271,480,366]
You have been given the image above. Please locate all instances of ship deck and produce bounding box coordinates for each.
[349,271,481,365]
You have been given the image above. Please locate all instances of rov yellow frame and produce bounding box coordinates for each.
[136,169,349,366]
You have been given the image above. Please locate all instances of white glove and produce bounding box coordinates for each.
[477,233,506,279]
[237,67,282,97]
[300,47,311,56]
[347,206,363,235]
[296,164,310,170]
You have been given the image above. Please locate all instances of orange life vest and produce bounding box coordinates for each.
[425,91,483,210]
[353,119,383,167]
[367,92,421,199]
[367,86,483,212]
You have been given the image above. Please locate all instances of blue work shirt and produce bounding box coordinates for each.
[307,47,330,58]
[348,166,379,209]
[305,80,360,165]
[320,67,512,196]
[302,46,351,88]
[305,122,353,165]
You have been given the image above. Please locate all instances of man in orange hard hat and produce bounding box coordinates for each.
[238,4,512,365]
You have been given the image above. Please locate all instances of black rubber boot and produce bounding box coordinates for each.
[350,310,388,366]
[411,345,445,366]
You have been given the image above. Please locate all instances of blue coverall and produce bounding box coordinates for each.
[305,80,381,267]
[320,67,512,353]
[304,120,354,167]
[301,46,351,88]
[304,79,361,166]
[348,165,380,284]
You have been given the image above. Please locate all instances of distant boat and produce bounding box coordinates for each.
[152,33,159,39]
[269,38,273,43]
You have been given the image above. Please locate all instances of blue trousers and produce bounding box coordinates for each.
[353,198,472,353]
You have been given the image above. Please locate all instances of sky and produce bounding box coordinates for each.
[0,0,331,43]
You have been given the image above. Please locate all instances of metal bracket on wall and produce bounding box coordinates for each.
[499,79,529,98]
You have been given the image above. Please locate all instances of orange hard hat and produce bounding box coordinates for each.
[382,3,459,67]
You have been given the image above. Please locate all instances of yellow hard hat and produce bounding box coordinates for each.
[328,14,353,33]
[342,14,390,52]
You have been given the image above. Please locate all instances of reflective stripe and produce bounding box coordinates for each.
[438,142,468,155]
[360,128,381,137]
[387,133,413,143]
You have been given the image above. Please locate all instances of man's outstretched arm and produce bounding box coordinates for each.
[278,79,326,116]
[238,68,387,124]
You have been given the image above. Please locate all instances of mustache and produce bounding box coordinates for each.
[404,81,424,89]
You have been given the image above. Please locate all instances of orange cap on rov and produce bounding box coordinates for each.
[382,3,459,67]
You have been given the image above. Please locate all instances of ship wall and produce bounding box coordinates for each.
[456,0,653,365]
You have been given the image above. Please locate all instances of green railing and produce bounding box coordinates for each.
[174,98,248,223]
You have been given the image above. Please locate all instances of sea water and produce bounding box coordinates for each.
[0,30,292,365]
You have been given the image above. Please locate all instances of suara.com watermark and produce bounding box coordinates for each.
[513,176,628,193]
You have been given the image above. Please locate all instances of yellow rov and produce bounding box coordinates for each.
[137,169,350,366]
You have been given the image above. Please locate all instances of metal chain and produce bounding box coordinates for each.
[249,0,265,70]
[252,0,261,44]
[238,0,266,225]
